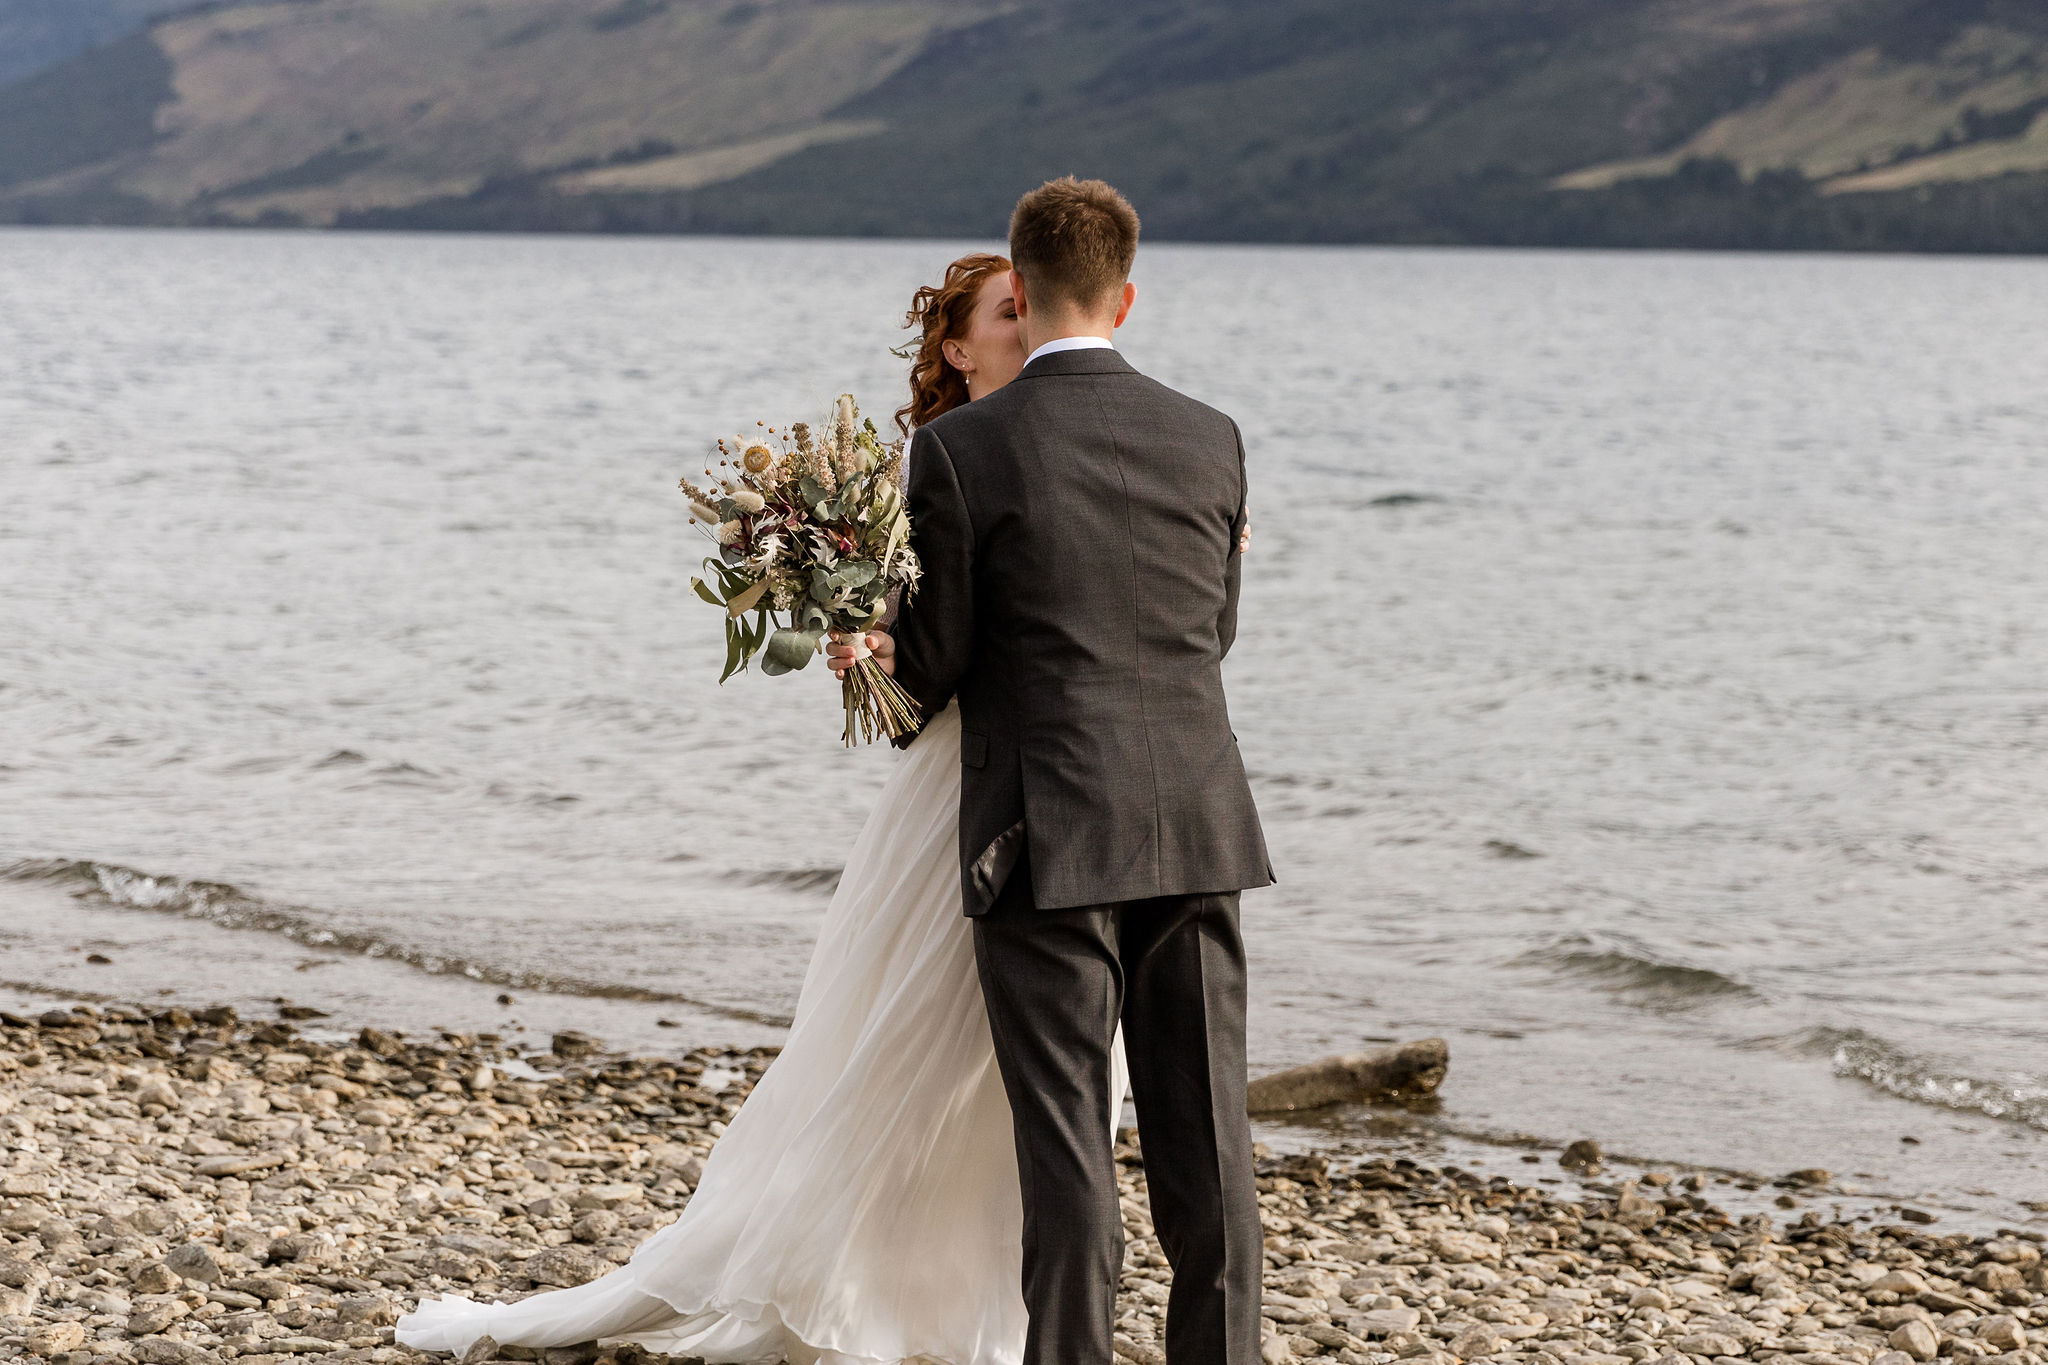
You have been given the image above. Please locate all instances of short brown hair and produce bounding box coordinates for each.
[1008,177,1140,314]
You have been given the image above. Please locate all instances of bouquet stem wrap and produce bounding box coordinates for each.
[841,652,922,747]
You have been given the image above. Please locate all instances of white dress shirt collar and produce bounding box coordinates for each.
[1024,334,1116,369]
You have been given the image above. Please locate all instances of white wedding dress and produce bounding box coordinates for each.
[397,701,1128,1365]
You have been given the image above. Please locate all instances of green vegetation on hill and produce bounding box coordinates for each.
[0,32,171,191]
[0,0,189,89]
[5,0,2048,252]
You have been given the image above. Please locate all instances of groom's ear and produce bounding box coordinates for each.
[1009,268,1031,319]
[1112,280,1136,330]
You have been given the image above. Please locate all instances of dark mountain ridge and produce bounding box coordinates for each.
[4,0,2047,252]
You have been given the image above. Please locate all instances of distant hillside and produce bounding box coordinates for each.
[4,0,2048,252]
[0,0,189,88]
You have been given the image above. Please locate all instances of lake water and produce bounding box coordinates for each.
[3,228,2045,1230]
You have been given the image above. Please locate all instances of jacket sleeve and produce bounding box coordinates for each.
[889,425,974,744]
[1218,420,1248,660]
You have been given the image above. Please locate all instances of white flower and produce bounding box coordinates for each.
[730,489,765,514]
[715,520,742,545]
[740,440,777,475]
[751,532,783,565]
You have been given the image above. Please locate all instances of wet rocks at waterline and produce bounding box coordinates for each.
[0,1006,2043,1365]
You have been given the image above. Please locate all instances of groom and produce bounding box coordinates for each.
[833,177,1271,1364]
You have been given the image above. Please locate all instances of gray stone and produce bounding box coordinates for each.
[0,1256,50,1291]
[1976,1318,2027,1352]
[1358,1308,1426,1336]
[267,1232,325,1263]
[1889,1320,1939,1361]
[523,1246,604,1288]
[226,1275,292,1301]
[336,1295,400,1326]
[1867,1271,1930,1297]
[571,1210,621,1243]
[551,1031,603,1058]
[26,1321,87,1357]
[1970,1263,2025,1294]
[131,1261,183,1294]
[432,1232,516,1259]
[1561,1140,1603,1172]
[135,1079,182,1109]
[164,1241,224,1285]
[419,1248,490,1281]
[1300,1324,1370,1352]
[1450,1326,1506,1358]
[128,1302,191,1335]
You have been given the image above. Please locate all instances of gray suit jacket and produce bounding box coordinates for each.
[892,347,1274,916]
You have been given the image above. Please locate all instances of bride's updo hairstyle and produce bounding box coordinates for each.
[896,251,1011,436]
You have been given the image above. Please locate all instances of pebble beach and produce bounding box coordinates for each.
[2,1003,2043,1365]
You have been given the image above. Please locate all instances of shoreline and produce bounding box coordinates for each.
[1,1004,2043,1365]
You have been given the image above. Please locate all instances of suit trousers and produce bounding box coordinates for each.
[972,857,1262,1365]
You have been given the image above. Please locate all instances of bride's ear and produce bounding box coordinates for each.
[941,338,975,375]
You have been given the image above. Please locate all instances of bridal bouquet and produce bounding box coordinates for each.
[681,395,924,745]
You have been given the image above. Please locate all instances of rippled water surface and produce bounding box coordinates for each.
[4,229,2046,1227]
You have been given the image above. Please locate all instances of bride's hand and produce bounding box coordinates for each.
[1239,516,1251,554]
[826,630,896,678]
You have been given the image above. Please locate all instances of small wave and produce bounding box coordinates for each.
[733,866,843,894]
[0,858,791,1028]
[1814,1027,2048,1129]
[368,761,441,785]
[1516,934,1757,1007]
[1367,492,1444,507]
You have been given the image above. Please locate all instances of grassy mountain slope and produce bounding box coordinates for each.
[4,0,2048,250]
[0,0,998,225]
[1557,21,2048,189]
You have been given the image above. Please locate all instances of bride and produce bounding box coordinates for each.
[397,253,1117,1365]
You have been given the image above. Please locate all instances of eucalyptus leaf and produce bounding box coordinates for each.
[762,626,823,675]
[720,622,744,683]
[833,560,879,590]
[882,506,908,568]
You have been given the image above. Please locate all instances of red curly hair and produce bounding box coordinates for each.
[896,251,1012,436]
